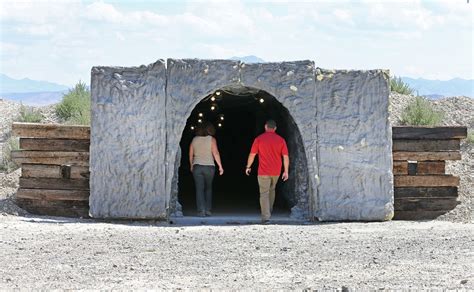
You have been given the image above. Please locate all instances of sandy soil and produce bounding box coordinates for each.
[1,215,473,290]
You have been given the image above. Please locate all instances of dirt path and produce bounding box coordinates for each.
[1,215,473,290]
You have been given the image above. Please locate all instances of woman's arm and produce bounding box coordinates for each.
[189,142,194,172]
[211,138,224,175]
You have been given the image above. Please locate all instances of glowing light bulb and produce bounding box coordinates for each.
[211,106,216,111]
[198,119,202,123]
[210,96,216,101]
[218,123,222,127]
[190,126,195,130]
[259,98,264,103]
[198,113,203,117]
[220,116,224,121]
[216,91,221,96]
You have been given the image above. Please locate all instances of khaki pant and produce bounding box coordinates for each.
[257,175,279,221]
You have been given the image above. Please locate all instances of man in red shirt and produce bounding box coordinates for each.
[245,120,289,223]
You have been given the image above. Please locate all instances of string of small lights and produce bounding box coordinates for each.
[189,90,266,132]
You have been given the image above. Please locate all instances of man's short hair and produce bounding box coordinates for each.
[265,119,277,129]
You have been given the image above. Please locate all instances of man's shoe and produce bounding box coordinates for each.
[205,211,212,216]
[197,211,206,217]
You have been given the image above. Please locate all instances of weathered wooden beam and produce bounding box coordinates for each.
[394,175,460,187]
[16,188,90,201]
[22,164,90,179]
[394,187,458,198]
[392,151,461,161]
[20,138,90,152]
[393,161,408,175]
[417,161,445,174]
[12,123,90,139]
[392,126,467,140]
[393,139,460,152]
[393,210,450,220]
[11,151,89,166]
[19,177,90,190]
[394,198,459,211]
[15,198,89,218]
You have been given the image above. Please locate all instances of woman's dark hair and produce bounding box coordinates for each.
[195,122,215,136]
[205,122,216,136]
[195,125,207,136]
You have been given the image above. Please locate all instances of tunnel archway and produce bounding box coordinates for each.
[169,85,310,218]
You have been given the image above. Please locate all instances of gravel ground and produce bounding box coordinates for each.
[0,215,473,290]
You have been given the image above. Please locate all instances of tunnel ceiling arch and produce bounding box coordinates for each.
[90,59,393,221]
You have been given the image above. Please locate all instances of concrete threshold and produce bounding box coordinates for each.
[169,214,309,226]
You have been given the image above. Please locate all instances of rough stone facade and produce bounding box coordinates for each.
[90,59,393,221]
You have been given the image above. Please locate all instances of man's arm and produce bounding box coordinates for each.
[245,153,256,175]
[246,138,258,175]
[282,155,289,181]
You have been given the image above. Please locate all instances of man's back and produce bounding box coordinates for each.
[250,132,288,176]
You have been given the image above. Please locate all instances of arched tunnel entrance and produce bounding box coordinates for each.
[173,86,310,218]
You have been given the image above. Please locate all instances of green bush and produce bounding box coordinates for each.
[56,81,91,125]
[401,96,444,126]
[390,76,414,95]
[0,136,20,172]
[18,104,42,123]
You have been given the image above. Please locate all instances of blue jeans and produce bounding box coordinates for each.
[192,165,215,213]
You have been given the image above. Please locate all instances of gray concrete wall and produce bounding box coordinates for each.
[314,69,394,221]
[90,60,167,218]
[89,59,393,221]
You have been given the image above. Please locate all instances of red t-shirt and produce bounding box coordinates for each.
[250,131,289,176]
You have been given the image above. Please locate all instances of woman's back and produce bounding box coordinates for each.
[191,136,214,166]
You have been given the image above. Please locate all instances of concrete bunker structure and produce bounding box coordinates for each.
[89,59,394,221]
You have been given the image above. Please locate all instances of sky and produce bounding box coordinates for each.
[0,0,473,87]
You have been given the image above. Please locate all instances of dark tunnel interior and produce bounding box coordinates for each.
[177,87,306,216]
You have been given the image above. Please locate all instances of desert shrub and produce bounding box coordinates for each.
[56,81,91,125]
[0,136,20,172]
[390,76,414,95]
[401,96,444,126]
[18,104,42,123]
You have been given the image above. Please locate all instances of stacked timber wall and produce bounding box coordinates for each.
[392,126,467,220]
[11,123,468,220]
[12,123,90,217]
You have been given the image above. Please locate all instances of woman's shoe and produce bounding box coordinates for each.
[205,211,212,216]
[197,211,206,217]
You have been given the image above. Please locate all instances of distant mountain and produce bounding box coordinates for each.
[1,91,66,106]
[0,74,69,105]
[0,73,69,94]
[401,77,473,98]
[230,55,265,63]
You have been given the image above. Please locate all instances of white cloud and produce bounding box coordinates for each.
[333,9,353,24]
[85,2,124,23]
[0,0,472,85]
